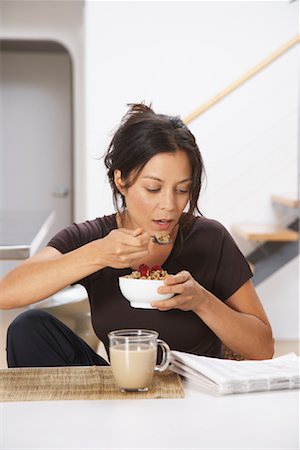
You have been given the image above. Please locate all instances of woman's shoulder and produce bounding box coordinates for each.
[47,213,117,252]
[178,215,240,258]
[58,213,117,238]
[78,213,117,237]
[184,215,227,237]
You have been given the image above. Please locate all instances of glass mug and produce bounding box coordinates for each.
[108,329,171,392]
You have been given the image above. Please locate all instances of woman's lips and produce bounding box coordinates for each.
[152,219,173,231]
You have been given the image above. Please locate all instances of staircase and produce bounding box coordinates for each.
[232,195,299,286]
[271,195,300,209]
[232,223,298,242]
[233,195,299,243]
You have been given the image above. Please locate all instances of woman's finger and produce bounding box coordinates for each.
[117,229,150,248]
[158,283,185,295]
[132,227,144,237]
[151,297,179,310]
[164,270,190,285]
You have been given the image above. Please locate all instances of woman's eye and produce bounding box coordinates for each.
[176,188,190,194]
[145,187,160,193]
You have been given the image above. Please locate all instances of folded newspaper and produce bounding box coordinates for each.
[170,351,300,395]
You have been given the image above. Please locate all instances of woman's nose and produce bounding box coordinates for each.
[159,191,175,211]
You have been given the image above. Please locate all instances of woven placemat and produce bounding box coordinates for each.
[0,366,184,402]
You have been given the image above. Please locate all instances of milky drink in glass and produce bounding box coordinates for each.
[108,329,170,392]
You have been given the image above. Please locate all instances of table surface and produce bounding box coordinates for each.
[0,210,55,259]
[1,379,299,449]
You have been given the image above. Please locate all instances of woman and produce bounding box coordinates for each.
[0,103,274,367]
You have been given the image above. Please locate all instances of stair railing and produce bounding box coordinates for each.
[183,34,300,124]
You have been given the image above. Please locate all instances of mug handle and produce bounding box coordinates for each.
[154,339,171,372]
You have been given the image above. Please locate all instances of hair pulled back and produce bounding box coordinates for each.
[104,103,205,227]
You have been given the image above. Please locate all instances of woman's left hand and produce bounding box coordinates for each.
[151,270,205,312]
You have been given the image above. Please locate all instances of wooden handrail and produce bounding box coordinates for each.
[183,34,300,124]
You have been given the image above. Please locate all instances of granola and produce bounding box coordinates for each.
[153,234,171,244]
[124,264,168,280]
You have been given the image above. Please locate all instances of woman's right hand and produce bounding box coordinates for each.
[95,227,150,269]
[0,227,150,309]
[0,226,150,309]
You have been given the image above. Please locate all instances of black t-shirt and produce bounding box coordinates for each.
[48,214,252,358]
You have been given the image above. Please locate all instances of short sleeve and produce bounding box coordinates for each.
[47,220,105,287]
[47,223,84,254]
[212,226,253,301]
[47,218,107,255]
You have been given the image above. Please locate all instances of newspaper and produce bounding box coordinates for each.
[170,351,300,395]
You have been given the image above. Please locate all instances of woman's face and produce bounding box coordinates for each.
[116,150,192,235]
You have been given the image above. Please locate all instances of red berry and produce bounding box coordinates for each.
[139,264,150,277]
[151,265,162,272]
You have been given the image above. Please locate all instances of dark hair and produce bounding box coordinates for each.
[104,103,205,227]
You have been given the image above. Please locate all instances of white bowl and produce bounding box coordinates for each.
[118,277,174,309]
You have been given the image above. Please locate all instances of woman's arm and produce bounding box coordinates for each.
[0,228,150,310]
[152,272,274,360]
[217,280,274,359]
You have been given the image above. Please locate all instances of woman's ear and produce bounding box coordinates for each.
[114,169,126,194]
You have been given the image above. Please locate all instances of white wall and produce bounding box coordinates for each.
[256,256,299,340]
[0,0,87,222]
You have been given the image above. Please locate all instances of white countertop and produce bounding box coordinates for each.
[1,379,299,449]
